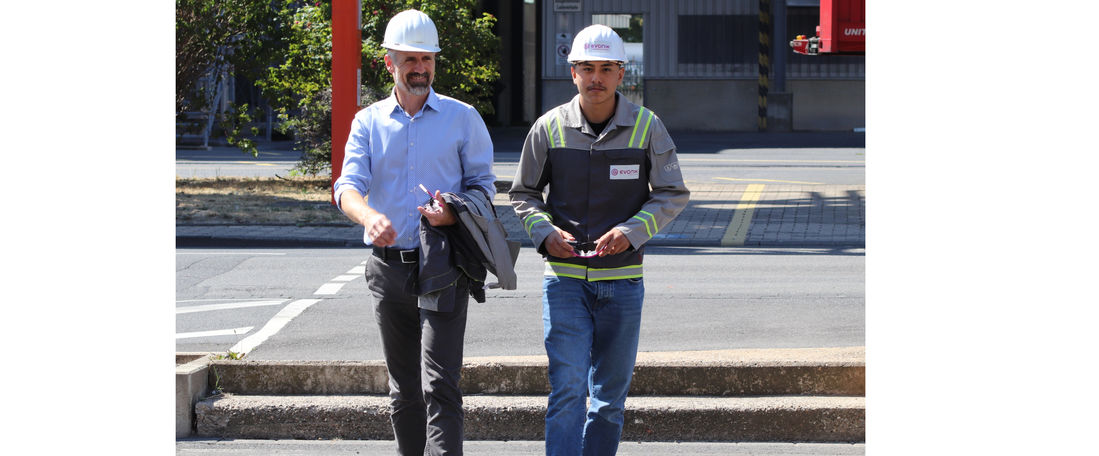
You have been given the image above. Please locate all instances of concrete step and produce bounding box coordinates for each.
[207,347,864,397]
[195,394,864,442]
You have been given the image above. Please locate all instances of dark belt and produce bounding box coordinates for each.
[372,246,419,264]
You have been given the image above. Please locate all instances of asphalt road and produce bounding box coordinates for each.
[176,144,303,178]
[490,148,864,188]
[176,135,866,186]
[176,246,864,359]
[175,135,865,358]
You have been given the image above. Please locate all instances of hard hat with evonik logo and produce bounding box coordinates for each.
[567,24,627,64]
[381,9,441,53]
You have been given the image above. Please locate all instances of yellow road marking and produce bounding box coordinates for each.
[721,184,765,247]
[714,177,824,185]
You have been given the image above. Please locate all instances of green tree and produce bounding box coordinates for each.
[360,0,500,116]
[229,0,499,175]
[249,2,336,173]
[177,1,499,175]
[175,0,291,112]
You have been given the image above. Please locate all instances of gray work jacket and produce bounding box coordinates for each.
[417,189,519,309]
[509,93,690,281]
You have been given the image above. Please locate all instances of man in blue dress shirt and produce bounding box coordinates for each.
[333,9,495,455]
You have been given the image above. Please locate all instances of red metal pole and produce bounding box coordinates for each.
[331,0,362,204]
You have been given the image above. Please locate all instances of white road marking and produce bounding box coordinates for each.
[175,252,287,255]
[177,261,367,355]
[176,300,287,314]
[177,298,282,303]
[314,282,346,295]
[176,326,254,340]
[229,299,321,355]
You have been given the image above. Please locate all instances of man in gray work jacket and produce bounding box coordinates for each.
[508,24,690,456]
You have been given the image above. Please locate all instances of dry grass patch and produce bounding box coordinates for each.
[176,176,352,225]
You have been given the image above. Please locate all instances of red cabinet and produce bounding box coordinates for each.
[790,0,865,56]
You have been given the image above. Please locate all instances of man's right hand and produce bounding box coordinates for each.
[364,212,397,247]
[339,189,397,247]
[543,228,577,258]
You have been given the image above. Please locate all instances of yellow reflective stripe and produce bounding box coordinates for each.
[631,215,652,237]
[524,213,552,233]
[545,262,644,281]
[543,118,556,148]
[588,264,643,281]
[639,210,658,235]
[628,108,645,148]
[546,262,588,280]
[638,110,654,149]
[631,210,658,238]
[554,115,566,147]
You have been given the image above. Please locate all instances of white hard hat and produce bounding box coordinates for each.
[381,10,441,53]
[567,24,627,64]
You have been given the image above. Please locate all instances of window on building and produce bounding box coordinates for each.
[677,15,756,68]
[594,13,644,105]
[674,9,864,79]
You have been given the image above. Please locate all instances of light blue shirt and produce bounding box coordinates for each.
[334,88,496,249]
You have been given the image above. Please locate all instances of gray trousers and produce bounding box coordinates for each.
[366,253,469,456]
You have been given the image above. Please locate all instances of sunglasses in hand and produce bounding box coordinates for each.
[567,240,600,258]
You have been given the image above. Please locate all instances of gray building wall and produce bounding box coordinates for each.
[542,80,580,112]
[644,79,864,131]
[539,0,864,132]
[645,79,760,131]
[788,79,864,131]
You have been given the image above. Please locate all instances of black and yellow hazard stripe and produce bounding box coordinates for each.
[758,0,771,131]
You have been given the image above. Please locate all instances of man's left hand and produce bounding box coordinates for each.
[595,228,630,256]
[418,190,457,226]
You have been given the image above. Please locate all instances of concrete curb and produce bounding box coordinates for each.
[207,347,865,396]
[188,347,865,442]
[196,394,864,442]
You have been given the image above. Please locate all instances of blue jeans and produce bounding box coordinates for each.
[542,275,644,456]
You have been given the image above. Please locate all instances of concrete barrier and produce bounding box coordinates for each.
[175,353,216,438]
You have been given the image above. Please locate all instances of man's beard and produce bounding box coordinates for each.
[402,71,432,96]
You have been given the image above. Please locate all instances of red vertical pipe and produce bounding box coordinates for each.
[330,0,361,204]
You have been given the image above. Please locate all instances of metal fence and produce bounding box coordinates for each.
[621,62,644,105]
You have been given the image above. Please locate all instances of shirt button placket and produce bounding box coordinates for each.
[408,119,417,237]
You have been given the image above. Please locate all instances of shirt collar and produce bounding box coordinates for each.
[423,87,441,112]
[384,86,440,117]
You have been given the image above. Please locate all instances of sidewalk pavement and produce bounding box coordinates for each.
[176,183,864,248]
[177,130,864,249]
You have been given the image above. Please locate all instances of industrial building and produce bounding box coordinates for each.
[183,0,865,149]
[485,0,864,132]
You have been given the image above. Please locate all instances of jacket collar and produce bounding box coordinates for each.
[561,92,637,135]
